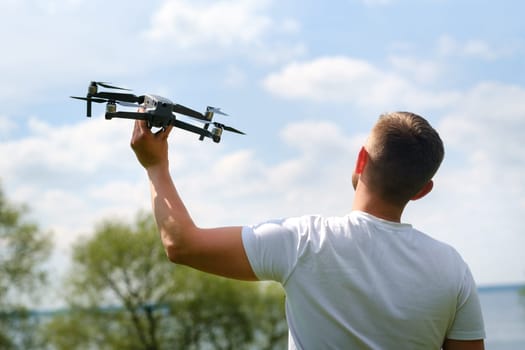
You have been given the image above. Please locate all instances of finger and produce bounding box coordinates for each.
[163,125,174,138]
[131,121,140,149]
[132,120,141,141]
[154,125,173,140]
[132,120,150,141]
[136,119,151,133]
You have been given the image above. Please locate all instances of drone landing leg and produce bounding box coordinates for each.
[199,123,210,141]
[87,99,92,117]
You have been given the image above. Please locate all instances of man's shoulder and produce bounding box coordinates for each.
[410,226,463,258]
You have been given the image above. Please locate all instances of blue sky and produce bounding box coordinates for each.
[1,0,524,290]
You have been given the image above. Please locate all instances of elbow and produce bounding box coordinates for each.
[161,235,186,264]
[159,225,193,265]
[164,245,182,264]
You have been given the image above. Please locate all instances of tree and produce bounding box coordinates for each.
[0,184,52,349]
[44,213,287,349]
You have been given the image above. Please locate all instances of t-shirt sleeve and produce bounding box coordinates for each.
[446,266,486,340]
[241,218,305,284]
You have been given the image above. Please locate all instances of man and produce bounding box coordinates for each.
[130,111,485,349]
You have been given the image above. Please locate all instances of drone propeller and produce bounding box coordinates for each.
[71,96,107,103]
[70,96,140,107]
[207,106,228,116]
[71,95,140,107]
[91,81,130,91]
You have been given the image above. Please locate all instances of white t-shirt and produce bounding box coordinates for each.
[242,211,485,349]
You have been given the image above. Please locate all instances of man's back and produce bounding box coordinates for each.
[242,211,485,349]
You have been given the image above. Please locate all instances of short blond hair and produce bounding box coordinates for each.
[364,112,444,205]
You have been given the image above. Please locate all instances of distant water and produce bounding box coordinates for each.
[479,284,525,350]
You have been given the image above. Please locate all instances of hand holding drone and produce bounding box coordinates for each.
[71,81,244,143]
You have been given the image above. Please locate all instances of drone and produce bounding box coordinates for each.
[71,81,244,143]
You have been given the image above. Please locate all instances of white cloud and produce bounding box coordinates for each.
[0,116,135,185]
[0,116,143,240]
[142,0,304,63]
[439,82,525,166]
[0,115,17,138]
[280,120,358,156]
[262,56,460,110]
[179,120,363,225]
[387,55,443,84]
[0,0,304,107]
[145,0,272,47]
[437,35,511,61]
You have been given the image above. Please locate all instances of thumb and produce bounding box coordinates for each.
[164,125,174,137]
[155,125,174,140]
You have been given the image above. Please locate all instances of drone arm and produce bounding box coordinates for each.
[105,111,150,121]
[169,119,213,139]
[172,104,206,120]
[95,92,143,104]
[106,111,213,139]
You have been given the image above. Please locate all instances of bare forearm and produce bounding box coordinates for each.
[147,165,195,261]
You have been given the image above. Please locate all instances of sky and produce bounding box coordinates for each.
[0,0,524,291]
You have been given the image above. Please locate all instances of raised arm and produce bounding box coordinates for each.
[130,120,257,281]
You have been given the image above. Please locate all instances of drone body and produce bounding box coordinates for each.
[71,81,244,143]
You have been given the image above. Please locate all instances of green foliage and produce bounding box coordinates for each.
[0,184,52,349]
[43,213,287,350]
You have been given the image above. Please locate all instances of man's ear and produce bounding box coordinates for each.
[355,147,368,174]
[411,180,434,201]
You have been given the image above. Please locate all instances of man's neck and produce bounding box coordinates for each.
[351,182,405,223]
